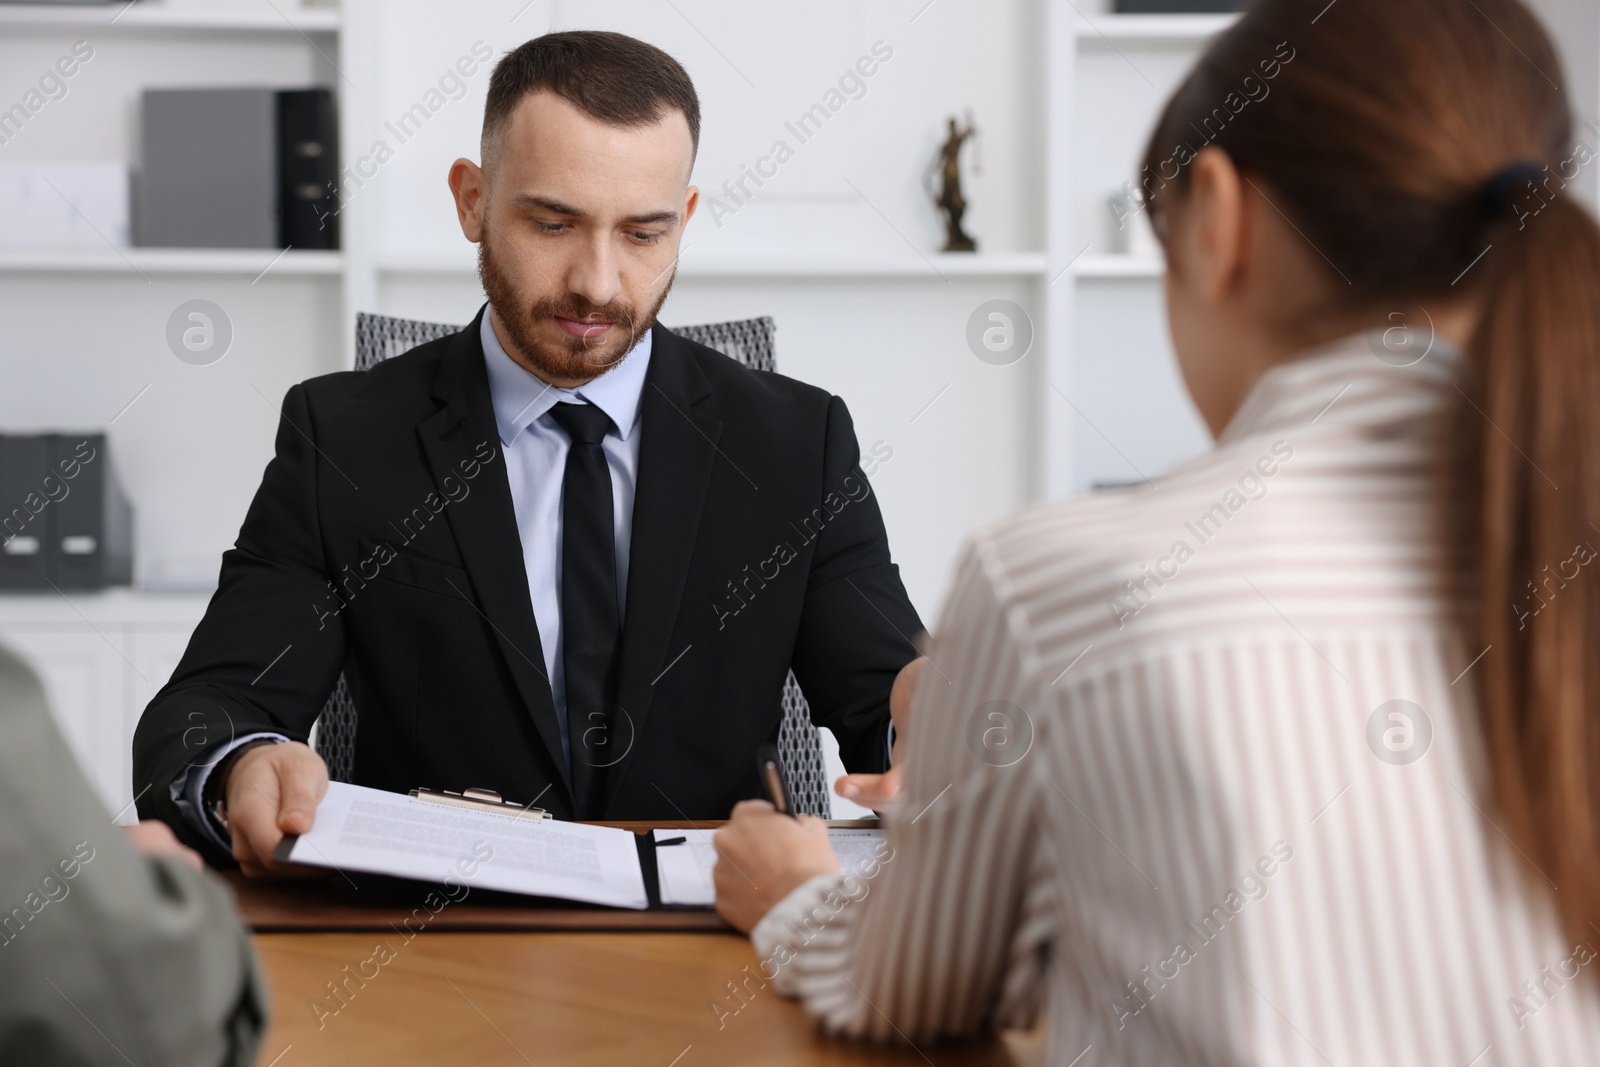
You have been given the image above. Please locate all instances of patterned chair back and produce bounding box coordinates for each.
[313,312,832,817]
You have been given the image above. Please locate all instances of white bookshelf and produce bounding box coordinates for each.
[1072,13,1238,43]
[0,588,211,626]
[375,248,1049,279]
[1,3,350,581]
[1053,2,1600,499]
[1043,5,1236,499]
[1074,253,1162,279]
[0,246,343,275]
[0,3,339,33]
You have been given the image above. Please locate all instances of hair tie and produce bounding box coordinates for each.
[1480,160,1546,217]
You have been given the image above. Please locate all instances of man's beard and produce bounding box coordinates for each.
[478,229,674,382]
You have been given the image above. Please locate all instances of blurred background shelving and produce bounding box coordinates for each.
[0,246,344,273]
[373,248,1051,278]
[1073,12,1237,41]
[0,2,339,31]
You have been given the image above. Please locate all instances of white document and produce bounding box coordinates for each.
[653,826,886,907]
[825,827,890,873]
[280,782,649,910]
[653,828,720,906]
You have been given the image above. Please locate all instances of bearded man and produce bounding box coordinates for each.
[133,31,922,872]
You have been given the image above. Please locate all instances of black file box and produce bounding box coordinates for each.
[0,433,133,590]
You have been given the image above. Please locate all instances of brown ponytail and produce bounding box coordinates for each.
[1464,192,1600,947]
[1140,0,1600,949]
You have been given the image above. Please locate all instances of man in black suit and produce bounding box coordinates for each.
[134,31,923,873]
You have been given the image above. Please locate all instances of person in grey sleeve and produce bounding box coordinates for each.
[0,642,267,1066]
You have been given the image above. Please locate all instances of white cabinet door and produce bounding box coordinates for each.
[0,627,133,820]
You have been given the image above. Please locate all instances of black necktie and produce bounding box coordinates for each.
[549,401,620,818]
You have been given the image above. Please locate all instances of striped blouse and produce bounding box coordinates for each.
[749,333,1600,1065]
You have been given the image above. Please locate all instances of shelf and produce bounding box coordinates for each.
[0,588,211,627]
[681,251,1050,278]
[0,2,340,34]
[1074,254,1164,278]
[376,249,1051,279]
[0,246,343,276]
[1074,13,1239,45]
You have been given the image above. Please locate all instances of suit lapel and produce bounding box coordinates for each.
[605,324,720,811]
[416,310,570,800]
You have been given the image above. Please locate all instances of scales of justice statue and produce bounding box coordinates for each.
[932,115,978,252]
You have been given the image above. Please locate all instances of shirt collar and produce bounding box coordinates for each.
[480,304,653,446]
[1217,328,1463,445]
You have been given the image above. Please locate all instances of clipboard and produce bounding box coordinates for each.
[249,818,879,932]
[271,822,701,912]
[407,786,552,820]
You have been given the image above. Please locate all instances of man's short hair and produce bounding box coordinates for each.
[482,31,700,169]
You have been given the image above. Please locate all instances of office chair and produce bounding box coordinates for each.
[313,311,833,817]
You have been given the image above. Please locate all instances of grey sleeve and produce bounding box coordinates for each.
[0,643,269,1067]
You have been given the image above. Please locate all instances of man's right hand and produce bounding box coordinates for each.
[222,741,329,877]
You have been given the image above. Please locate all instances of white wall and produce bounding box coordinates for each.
[1529,0,1600,204]
[361,0,1041,258]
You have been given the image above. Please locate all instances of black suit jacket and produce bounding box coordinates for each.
[134,310,923,859]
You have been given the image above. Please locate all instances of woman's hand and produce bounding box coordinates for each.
[712,800,840,933]
[123,820,205,871]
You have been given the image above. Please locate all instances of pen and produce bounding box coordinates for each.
[756,742,795,818]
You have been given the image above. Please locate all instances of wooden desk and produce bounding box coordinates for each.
[250,931,1036,1066]
[238,820,1037,1065]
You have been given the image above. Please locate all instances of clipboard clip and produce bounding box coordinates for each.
[409,787,551,821]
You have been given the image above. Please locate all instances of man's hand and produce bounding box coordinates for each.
[223,741,329,878]
[123,820,204,872]
[835,655,925,810]
[713,799,840,933]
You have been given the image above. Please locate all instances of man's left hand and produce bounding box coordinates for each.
[713,799,840,933]
[835,655,925,809]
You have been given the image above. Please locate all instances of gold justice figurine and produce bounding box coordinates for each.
[933,115,978,252]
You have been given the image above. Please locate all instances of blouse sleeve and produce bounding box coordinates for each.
[750,535,1057,1040]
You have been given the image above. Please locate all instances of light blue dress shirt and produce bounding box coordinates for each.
[479,307,652,762]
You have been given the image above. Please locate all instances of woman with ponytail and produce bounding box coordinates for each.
[712,0,1600,1061]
